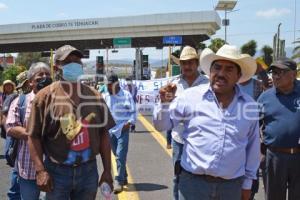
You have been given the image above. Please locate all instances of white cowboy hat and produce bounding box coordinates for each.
[180,46,199,61]
[200,44,257,83]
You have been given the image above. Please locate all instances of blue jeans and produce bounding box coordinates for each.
[178,169,243,200]
[109,129,129,185]
[7,169,21,200]
[166,130,172,146]
[44,159,99,200]
[172,139,183,200]
[19,177,40,200]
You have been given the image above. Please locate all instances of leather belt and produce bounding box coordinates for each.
[47,157,96,168]
[181,168,227,182]
[268,146,300,154]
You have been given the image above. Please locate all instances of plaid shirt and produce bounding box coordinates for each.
[6,91,36,180]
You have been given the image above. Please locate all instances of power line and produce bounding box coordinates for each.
[294,0,297,46]
[214,29,300,38]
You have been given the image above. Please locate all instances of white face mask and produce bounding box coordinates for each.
[62,63,84,82]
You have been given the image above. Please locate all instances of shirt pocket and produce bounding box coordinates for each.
[227,119,251,144]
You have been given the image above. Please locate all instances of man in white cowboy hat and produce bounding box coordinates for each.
[154,44,260,200]
[153,45,208,200]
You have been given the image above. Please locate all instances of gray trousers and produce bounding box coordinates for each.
[266,149,300,200]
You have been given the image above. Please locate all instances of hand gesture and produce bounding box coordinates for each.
[159,83,177,103]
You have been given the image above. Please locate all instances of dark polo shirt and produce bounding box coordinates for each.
[258,80,300,148]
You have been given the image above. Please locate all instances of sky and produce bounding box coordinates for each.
[0,0,299,61]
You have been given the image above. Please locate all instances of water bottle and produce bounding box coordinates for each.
[100,182,112,200]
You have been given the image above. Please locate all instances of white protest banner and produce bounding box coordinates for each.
[119,76,179,115]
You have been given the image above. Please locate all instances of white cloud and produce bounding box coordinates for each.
[256,8,291,18]
[0,2,8,10]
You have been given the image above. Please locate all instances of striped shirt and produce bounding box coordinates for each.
[6,91,36,180]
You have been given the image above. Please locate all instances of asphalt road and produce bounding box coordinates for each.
[0,115,265,200]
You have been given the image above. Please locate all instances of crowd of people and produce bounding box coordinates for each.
[0,43,299,200]
[153,45,299,200]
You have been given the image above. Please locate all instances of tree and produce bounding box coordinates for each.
[197,42,207,51]
[292,38,300,78]
[240,40,257,56]
[15,52,49,69]
[261,45,273,67]
[208,38,226,53]
[1,65,26,84]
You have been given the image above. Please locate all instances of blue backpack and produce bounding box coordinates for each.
[3,94,27,167]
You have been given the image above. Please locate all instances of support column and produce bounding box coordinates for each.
[135,48,142,80]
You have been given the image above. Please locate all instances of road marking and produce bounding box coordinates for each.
[138,115,172,157]
[111,153,140,200]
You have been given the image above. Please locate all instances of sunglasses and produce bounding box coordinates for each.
[269,69,291,77]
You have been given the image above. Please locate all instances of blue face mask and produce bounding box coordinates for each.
[62,63,84,82]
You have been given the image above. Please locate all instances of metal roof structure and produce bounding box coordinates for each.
[0,11,221,52]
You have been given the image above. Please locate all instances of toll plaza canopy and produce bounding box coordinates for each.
[0,11,221,53]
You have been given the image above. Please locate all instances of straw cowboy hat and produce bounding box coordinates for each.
[200,44,257,83]
[3,80,16,88]
[169,46,199,65]
[180,46,199,61]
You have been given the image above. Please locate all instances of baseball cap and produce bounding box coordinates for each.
[54,45,83,62]
[270,58,297,71]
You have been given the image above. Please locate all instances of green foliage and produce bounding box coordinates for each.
[15,52,49,69]
[240,40,257,56]
[0,65,26,84]
[208,38,226,53]
[261,45,273,67]
[197,42,207,51]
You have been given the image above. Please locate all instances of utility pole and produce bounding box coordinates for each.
[106,47,109,74]
[215,0,237,43]
[224,8,227,43]
[294,0,297,47]
[277,23,282,60]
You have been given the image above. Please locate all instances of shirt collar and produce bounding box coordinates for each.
[179,72,205,86]
[203,84,246,101]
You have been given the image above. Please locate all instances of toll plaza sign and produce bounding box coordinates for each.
[113,37,132,48]
[163,36,182,45]
[31,20,99,30]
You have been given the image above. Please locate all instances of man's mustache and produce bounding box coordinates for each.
[215,76,228,82]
